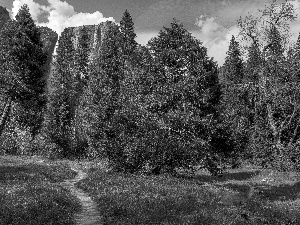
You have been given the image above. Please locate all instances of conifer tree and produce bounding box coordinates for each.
[74,26,90,83]
[0,4,47,136]
[84,22,125,166]
[44,28,75,156]
[289,33,300,81]
[265,25,287,82]
[223,35,244,83]
[98,22,124,121]
[120,9,137,57]
[245,42,261,82]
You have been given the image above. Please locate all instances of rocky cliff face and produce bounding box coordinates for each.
[67,21,113,60]
[47,21,114,93]
[0,6,10,31]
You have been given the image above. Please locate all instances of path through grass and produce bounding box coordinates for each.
[0,155,82,225]
[76,164,300,224]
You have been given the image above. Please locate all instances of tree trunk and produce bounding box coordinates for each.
[0,96,12,137]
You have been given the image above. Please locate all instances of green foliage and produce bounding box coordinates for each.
[287,33,300,82]
[44,28,77,158]
[120,9,137,57]
[0,6,10,31]
[81,19,223,174]
[79,22,126,166]
[223,35,244,83]
[0,4,48,140]
[236,0,300,170]
[140,19,222,174]
[245,42,261,82]
[0,4,46,100]
[74,25,90,83]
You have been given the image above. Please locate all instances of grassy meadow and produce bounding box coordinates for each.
[1,155,300,224]
[76,163,300,225]
[0,155,82,225]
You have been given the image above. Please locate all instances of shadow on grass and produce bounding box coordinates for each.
[0,160,81,225]
[185,169,300,203]
[252,181,300,202]
[175,170,261,184]
[0,164,77,183]
[75,166,300,224]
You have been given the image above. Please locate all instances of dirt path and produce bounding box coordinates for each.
[59,163,103,225]
[0,155,103,225]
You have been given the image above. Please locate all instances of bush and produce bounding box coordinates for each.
[269,144,300,172]
[0,130,19,155]
[30,134,64,159]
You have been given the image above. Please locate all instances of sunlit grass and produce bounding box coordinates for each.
[76,165,300,224]
[0,158,82,225]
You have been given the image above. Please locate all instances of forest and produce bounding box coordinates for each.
[1,0,300,176]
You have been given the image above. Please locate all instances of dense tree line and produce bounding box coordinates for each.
[2,1,300,174]
[0,4,47,143]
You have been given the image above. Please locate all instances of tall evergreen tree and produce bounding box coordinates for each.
[223,35,244,83]
[0,4,47,136]
[44,28,75,156]
[265,25,287,82]
[83,22,125,166]
[98,22,124,121]
[293,33,300,62]
[120,9,137,58]
[74,26,90,83]
[287,33,300,82]
[245,42,261,82]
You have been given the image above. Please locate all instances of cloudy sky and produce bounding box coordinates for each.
[1,0,300,65]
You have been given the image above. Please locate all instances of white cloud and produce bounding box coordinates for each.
[12,0,46,21]
[193,15,240,65]
[289,0,300,42]
[11,0,115,37]
[136,31,158,46]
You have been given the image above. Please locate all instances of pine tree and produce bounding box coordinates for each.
[245,42,261,82]
[267,26,284,58]
[54,28,75,88]
[74,25,90,83]
[265,25,287,82]
[120,9,137,57]
[44,28,75,156]
[0,4,47,136]
[287,33,300,81]
[294,33,300,62]
[223,35,244,83]
[98,22,124,121]
[83,22,125,167]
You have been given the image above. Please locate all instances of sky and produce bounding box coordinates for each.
[1,0,300,65]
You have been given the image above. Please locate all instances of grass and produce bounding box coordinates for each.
[2,154,300,224]
[0,155,82,225]
[76,163,300,224]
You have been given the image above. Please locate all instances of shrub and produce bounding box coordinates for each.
[0,130,19,155]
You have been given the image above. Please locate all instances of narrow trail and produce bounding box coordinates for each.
[59,164,103,225]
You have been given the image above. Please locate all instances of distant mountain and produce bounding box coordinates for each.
[0,6,10,31]
[47,21,113,92]
[67,21,113,60]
